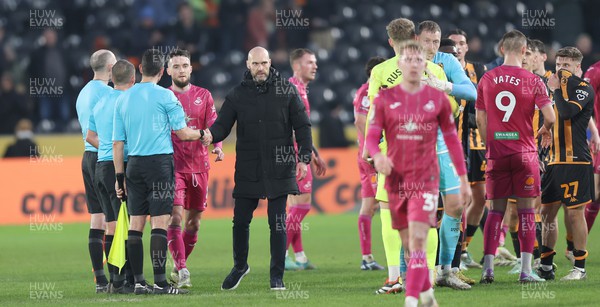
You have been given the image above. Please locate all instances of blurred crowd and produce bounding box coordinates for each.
[1,0,600,140]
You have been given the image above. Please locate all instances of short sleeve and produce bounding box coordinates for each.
[164,90,187,131]
[88,109,97,133]
[367,67,382,102]
[534,78,552,109]
[112,96,126,141]
[475,76,487,110]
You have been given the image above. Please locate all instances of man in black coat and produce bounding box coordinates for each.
[203,46,313,290]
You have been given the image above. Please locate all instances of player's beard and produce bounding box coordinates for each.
[173,76,190,89]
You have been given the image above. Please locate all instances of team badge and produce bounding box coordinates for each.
[361,96,370,108]
[424,100,435,112]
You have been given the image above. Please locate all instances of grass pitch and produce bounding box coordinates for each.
[1,212,597,306]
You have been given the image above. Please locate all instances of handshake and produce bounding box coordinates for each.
[200,128,213,146]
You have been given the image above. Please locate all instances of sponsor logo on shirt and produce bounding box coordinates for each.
[576,89,588,101]
[494,131,519,140]
[401,119,418,132]
[524,175,535,190]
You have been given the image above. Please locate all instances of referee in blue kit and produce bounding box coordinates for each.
[75,49,116,293]
[112,48,206,295]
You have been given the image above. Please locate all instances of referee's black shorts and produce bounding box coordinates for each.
[95,161,122,222]
[82,151,102,214]
[126,154,175,217]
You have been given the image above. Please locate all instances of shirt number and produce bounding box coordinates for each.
[423,192,438,212]
[495,91,516,122]
[560,181,579,199]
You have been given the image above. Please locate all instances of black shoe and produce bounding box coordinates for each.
[153,284,189,295]
[110,281,135,294]
[536,267,556,280]
[133,283,153,295]
[270,278,286,290]
[96,283,109,293]
[480,269,494,284]
[221,265,250,290]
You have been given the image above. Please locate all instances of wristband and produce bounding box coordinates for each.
[200,129,205,138]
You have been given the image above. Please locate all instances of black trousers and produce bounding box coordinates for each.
[233,195,287,281]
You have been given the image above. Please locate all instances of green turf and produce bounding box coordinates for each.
[1,212,597,306]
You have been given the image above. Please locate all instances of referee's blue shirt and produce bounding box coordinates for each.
[89,89,129,162]
[76,80,113,152]
[113,82,187,156]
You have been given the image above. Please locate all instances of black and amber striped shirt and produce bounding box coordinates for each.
[548,70,595,165]
[457,62,486,152]
[533,71,553,142]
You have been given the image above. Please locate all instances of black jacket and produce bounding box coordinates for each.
[3,138,39,158]
[210,67,312,199]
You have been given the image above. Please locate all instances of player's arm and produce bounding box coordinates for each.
[439,94,471,203]
[85,129,99,149]
[205,91,224,150]
[465,101,478,128]
[86,113,99,148]
[289,88,312,164]
[439,95,468,177]
[552,79,593,120]
[475,109,487,145]
[536,76,556,131]
[362,101,381,161]
[174,127,202,141]
[447,56,477,101]
[112,100,126,175]
[202,91,224,161]
[355,113,367,140]
[537,104,556,148]
[163,92,202,141]
[365,99,392,175]
[113,141,125,174]
[474,80,487,144]
[425,64,460,116]
[112,140,126,199]
[589,118,600,154]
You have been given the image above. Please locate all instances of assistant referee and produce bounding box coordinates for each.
[112,48,205,295]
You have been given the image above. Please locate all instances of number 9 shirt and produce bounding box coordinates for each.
[475,66,551,199]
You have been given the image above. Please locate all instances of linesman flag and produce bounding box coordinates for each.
[108,176,129,272]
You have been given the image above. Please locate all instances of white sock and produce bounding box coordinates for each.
[441,264,452,275]
[362,254,374,262]
[285,250,289,257]
[405,296,419,307]
[521,252,533,274]
[295,251,307,263]
[483,254,495,271]
[388,265,400,282]
[420,288,435,305]
[541,264,553,271]
[429,269,434,284]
